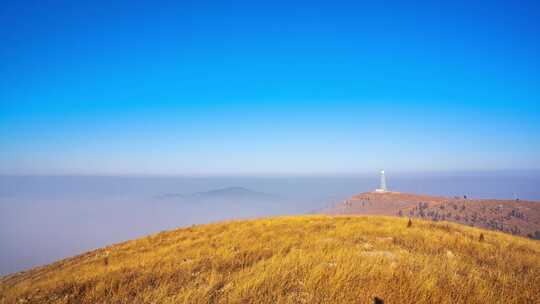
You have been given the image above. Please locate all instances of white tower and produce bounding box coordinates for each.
[380,170,387,191]
[375,170,387,193]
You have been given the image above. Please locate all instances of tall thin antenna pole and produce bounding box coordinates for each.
[380,170,387,192]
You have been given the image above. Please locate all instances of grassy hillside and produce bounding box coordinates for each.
[1,215,539,303]
[329,192,540,238]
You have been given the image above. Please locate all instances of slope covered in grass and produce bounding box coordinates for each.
[328,192,540,238]
[1,215,539,303]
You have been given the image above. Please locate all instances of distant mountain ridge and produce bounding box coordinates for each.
[193,187,273,198]
[157,186,279,202]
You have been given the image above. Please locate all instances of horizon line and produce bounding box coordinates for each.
[2,169,540,178]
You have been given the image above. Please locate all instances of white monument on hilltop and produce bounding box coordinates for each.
[375,170,387,193]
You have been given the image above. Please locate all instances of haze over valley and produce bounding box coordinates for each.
[1,172,539,275]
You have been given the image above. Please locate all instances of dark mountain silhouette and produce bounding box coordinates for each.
[157,187,280,202]
[193,187,273,198]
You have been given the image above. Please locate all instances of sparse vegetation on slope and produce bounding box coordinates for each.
[1,216,539,303]
[330,192,540,238]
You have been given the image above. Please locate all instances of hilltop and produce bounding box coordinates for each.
[327,192,540,238]
[1,215,539,303]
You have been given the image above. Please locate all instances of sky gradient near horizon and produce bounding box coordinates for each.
[1,0,539,175]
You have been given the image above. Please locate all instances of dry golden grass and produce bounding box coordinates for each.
[1,215,539,303]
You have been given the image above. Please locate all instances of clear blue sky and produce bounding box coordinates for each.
[1,0,539,175]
